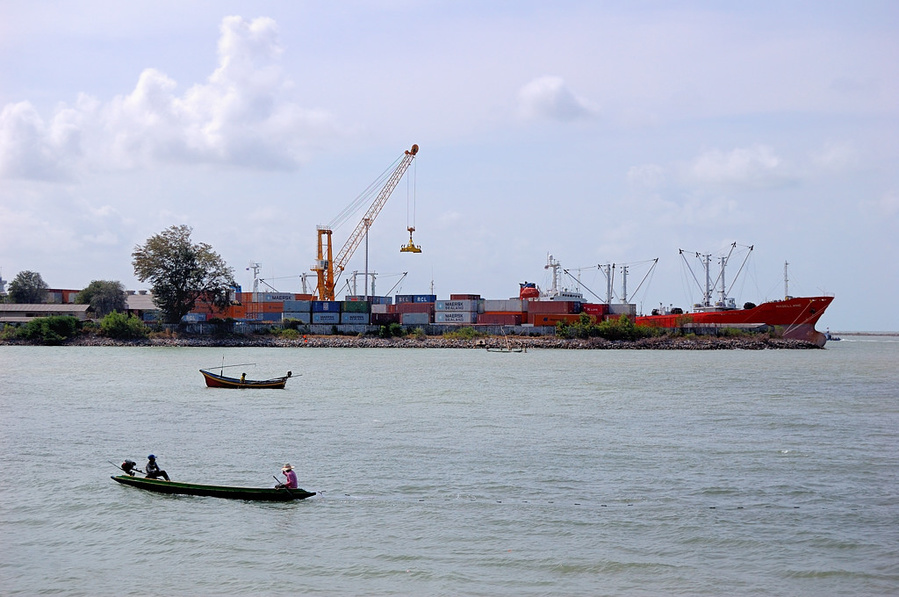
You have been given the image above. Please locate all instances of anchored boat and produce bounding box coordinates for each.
[111,475,314,501]
[200,366,292,389]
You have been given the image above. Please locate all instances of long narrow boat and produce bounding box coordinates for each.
[200,369,292,389]
[111,475,315,501]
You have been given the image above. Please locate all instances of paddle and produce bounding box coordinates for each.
[273,475,295,497]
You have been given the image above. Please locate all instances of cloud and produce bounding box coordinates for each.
[0,16,337,181]
[517,76,598,122]
[684,144,794,190]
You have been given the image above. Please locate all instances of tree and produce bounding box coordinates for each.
[132,225,236,324]
[8,270,49,303]
[76,280,127,317]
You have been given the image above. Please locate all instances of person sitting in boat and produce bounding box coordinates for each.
[121,459,139,476]
[277,463,298,489]
[145,454,170,481]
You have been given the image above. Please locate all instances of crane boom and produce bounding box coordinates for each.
[312,144,419,300]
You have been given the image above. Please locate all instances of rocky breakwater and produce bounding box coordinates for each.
[46,334,821,349]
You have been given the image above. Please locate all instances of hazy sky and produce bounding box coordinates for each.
[1,2,897,331]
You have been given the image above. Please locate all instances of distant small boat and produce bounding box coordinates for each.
[200,368,292,389]
[825,330,841,342]
[111,475,314,501]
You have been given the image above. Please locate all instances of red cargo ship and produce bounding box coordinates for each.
[635,245,834,346]
[636,295,834,346]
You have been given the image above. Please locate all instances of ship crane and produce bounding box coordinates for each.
[311,144,419,300]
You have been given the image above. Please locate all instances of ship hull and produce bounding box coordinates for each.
[636,296,834,347]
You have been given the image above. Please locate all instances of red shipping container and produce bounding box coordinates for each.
[530,313,581,326]
[449,293,481,300]
[395,302,435,314]
[527,300,582,314]
[477,313,522,325]
[371,312,401,325]
[582,303,609,316]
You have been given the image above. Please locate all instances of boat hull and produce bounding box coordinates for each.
[636,296,834,347]
[200,369,289,389]
[111,475,315,501]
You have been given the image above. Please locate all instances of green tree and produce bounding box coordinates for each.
[8,270,49,303]
[131,225,236,324]
[21,315,79,345]
[76,280,127,317]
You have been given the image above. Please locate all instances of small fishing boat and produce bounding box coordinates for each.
[199,367,292,389]
[111,475,315,501]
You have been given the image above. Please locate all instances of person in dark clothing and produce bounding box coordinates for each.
[145,454,170,481]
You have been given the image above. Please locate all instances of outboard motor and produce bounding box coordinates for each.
[121,460,137,476]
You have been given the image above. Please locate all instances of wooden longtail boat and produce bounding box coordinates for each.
[111,475,315,501]
[200,368,292,389]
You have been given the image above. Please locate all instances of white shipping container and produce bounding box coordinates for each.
[483,299,525,312]
[435,299,481,312]
[608,303,637,316]
[435,311,478,324]
[401,312,431,325]
[371,304,389,314]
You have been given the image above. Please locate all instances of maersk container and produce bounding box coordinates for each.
[283,300,311,312]
[263,292,295,302]
[282,312,312,324]
[435,299,481,312]
[312,312,340,324]
[312,300,341,313]
[341,312,370,324]
[341,300,371,313]
[401,312,431,325]
[435,311,478,324]
[483,299,525,312]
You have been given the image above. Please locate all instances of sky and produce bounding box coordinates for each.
[1,1,897,331]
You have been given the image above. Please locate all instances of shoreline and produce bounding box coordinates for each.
[1,334,824,350]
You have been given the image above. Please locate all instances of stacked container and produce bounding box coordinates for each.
[435,299,481,324]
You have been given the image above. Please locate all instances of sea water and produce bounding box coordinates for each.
[0,338,897,596]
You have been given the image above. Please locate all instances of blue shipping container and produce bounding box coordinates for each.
[413,294,437,303]
[340,312,370,324]
[312,301,342,313]
[312,312,340,324]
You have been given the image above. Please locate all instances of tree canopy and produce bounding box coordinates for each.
[7,270,49,303]
[76,280,127,317]
[132,225,236,324]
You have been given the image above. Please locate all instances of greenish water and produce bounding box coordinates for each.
[1,338,897,595]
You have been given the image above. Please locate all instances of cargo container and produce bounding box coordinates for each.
[282,312,312,324]
[260,312,282,322]
[260,302,284,313]
[397,294,436,304]
[312,301,342,313]
[345,295,392,305]
[582,303,610,316]
[449,293,481,301]
[435,311,478,324]
[527,300,582,314]
[529,313,582,326]
[263,292,295,302]
[371,312,401,325]
[312,312,340,324]
[283,300,312,312]
[608,303,637,316]
[181,313,206,322]
[477,313,522,326]
[341,300,371,313]
[435,299,481,312]
[483,299,526,312]
[340,312,370,324]
[401,312,431,325]
[371,304,390,314]
[395,302,435,314]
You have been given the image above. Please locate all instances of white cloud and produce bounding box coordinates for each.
[517,76,598,122]
[0,16,337,181]
[627,163,666,189]
[684,145,794,190]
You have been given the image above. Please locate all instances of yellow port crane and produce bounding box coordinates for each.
[312,143,420,300]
